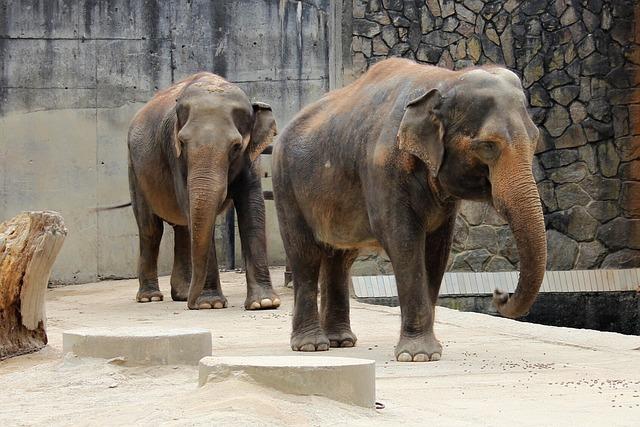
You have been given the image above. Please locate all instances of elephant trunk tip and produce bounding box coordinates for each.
[492,289,529,319]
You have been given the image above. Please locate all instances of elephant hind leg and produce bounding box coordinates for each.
[278,204,329,351]
[170,225,191,301]
[320,249,359,348]
[132,198,164,303]
[289,248,328,351]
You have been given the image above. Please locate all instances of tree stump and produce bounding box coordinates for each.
[0,211,67,360]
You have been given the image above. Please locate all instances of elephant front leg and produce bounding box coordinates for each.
[377,219,441,362]
[170,225,191,301]
[187,219,228,310]
[393,255,442,362]
[232,167,280,310]
[425,212,458,309]
[194,238,228,309]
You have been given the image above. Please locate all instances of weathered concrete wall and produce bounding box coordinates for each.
[0,0,332,283]
[347,0,640,274]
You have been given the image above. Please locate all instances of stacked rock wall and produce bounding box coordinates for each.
[349,0,639,272]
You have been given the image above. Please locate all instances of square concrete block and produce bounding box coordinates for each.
[63,327,212,365]
[199,356,376,407]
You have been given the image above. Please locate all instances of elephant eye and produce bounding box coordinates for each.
[230,142,243,156]
[472,140,501,162]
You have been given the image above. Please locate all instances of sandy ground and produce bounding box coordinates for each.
[2,267,640,426]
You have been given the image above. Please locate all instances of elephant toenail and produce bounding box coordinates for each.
[249,301,261,310]
[151,296,162,302]
[430,353,442,361]
[272,298,281,307]
[413,353,428,362]
[213,301,224,309]
[317,343,329,351]
[260,298,273,308]
[139,297,150,303]
[198,302,212,309]
[341,340,354,348]
[397,352,412,362]
[300,343,316,351]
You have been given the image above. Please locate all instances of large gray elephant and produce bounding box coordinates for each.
[272,58,545,361]
[127,72,280,310]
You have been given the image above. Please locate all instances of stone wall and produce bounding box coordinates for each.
[348,0,640,272]
[0,0,334,283]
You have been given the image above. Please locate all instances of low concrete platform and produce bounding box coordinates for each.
[199,355,376,407]
[1,267,639,426]
[63,327,212,365]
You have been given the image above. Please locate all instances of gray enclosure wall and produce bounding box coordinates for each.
[0,0,338,283]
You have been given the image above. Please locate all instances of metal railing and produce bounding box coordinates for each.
[352,269,640,298]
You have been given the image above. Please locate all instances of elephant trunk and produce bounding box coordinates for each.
[490,156,547,319]
[186,157,228,309]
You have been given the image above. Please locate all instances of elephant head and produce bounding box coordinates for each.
[397,67,545,318]
[173,81,276,308]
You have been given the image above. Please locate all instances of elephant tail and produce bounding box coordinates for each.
[91,202,132,212]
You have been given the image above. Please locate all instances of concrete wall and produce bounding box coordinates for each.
[0,0,333,283]
[346,0,640,274]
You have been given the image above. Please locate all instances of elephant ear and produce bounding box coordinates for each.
[173,103,188,158]
[249,102,277,162]
[173,123,183,158]
[396,89,445,177]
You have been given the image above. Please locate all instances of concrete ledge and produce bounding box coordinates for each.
[199,356,376,407]
[63,327,212,365]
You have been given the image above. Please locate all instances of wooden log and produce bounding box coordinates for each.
[0,211,67,360]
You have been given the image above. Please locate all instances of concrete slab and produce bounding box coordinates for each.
[199,355,376,407]
[63,327,212,365]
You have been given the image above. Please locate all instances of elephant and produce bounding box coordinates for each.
[272,58,546,361]
[127,72,280,310]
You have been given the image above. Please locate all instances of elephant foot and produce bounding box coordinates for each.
[291,327,330,352]
[395,333,442,362]
[194,290,228,309]
[170,274,190,301]
[245,286,281,310]
[136,287,164,303]
[170,286,189,302]
[325,327,357,348]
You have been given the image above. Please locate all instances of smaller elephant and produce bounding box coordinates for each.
[127,72,280,310]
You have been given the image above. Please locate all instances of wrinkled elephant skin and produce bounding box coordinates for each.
[272,58,546,361]
[128,73,280,311]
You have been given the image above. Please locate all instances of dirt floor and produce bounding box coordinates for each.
[2,267,640,426]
